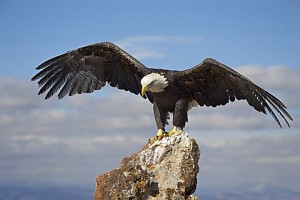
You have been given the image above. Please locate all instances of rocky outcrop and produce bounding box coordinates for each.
[93,132,200,200]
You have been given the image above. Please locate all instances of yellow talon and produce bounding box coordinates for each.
[148,137,157,144]
[148,129,164,144]
[168,126,182,137]
[156,129,164,140]
[148,128,183,144]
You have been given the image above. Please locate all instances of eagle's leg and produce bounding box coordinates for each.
[168,99,188,137]
[149,102,169,144]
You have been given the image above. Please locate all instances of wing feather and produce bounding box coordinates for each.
[32,42,150,100]
[38,69,63,95]
[178,58,293,127]
[45,74,67,99]
[58,76,76,99]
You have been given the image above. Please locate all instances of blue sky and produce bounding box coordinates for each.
[1,0,300,78]
[1,0,300,199]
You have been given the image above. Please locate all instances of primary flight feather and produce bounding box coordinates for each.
[32,42,293,141]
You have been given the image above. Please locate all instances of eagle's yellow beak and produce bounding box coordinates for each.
[141,84,148,97]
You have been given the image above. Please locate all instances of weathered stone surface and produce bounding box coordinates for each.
[93,132,200,200]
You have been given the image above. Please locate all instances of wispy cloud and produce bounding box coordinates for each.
[197,135,300,192]
[238,65,300,91]
[116,35,203,46]
[1,65,299,139]
[114,35,202,60]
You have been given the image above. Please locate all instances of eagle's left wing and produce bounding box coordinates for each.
[32,42,153,101]
[177,58,293,128]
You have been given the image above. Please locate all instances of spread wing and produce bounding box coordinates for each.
[178,58,293,128]
[32,42,153,101]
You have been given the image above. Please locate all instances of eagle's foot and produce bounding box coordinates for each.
[167,126,183,137]
[148,129,165,144]
[148,128,183,144]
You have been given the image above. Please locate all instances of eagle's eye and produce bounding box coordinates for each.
[149,80,155,86]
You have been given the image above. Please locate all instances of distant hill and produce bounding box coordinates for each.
[199,184,300,200]
[0,184,299,200]
[0,185,93,200]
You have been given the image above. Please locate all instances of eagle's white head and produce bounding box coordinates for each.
[141,73,169,96]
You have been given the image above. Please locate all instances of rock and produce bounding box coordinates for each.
[93,132,200,200]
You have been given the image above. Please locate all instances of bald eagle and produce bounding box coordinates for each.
[31,42,293,142]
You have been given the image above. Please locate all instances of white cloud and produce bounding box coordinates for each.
[197,134,300,192]
[1,64,299,140]
[255,155,300,165]
[237,65,300,91]
[0,63,299,191]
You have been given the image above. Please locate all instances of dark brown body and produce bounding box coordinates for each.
[149,70,192,130]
